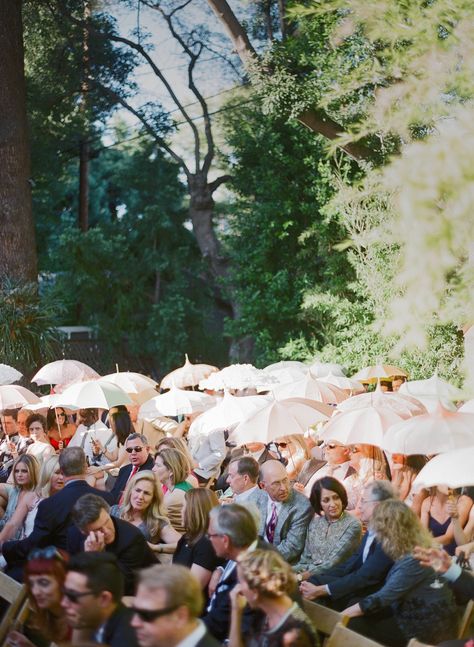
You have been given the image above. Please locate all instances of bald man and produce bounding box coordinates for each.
[254,460,313,565]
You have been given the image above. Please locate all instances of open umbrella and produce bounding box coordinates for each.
[53,380,132,410]
[382,404,474,455]
[352,364,407,384]
[100,372,158,405]
[199,364,278,392]
[308,362,345,378]
[413,446,474,490]
[319,372,365,394]
[264,367,308,385]
[459,399,474,413]
[160,354,218,390]
[32,359,100,387]
[264,361,308,372]
[139,386,215,419]
[319,405,405,446]
[337,389,426,418]
[0,364,22,386]
[0,385,41,410]
[230,398,330,447]
[188,392,270,437]
[399,374,462,412]
[270,374,348,405]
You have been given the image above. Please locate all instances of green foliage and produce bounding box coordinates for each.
[221,97,356,365]
[0,279,62,373]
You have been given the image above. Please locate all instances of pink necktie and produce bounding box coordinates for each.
[266,503,278,543]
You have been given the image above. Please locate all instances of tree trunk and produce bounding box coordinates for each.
[187,173,254,362]
[0,0,37,283]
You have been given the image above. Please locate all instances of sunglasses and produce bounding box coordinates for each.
[29,546,65,562]
[326,444,339,450]
[126,446,144,454]
[63,588,95,603]
[132,605,179,622]
[275,442,288,449]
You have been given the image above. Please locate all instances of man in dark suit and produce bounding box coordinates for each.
[132,564,221,647]
[300,480,395,609]
[109,432,154,504]
[2,447,113,578]
[203,503,278,642]
[67,493,157,595]
[62,552,139,646]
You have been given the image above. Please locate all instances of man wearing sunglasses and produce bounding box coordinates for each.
[132,564,220,647]
[109,433,154,504]
[62,552,139,646]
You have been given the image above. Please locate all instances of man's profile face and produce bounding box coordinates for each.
[359,486,378,524]
[207,517,229,559]
[61,571,102,629]
[3,416,17,436]
[131,585,180,647]
[226,462,248,495]
[16,411,29,437]
[260,463,290,503]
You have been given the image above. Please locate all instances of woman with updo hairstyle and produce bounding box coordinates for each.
[155,436,198,487]
[294,476,361,581]
[8,547,71,646]
[229,549,317,647]
[153,447,194,532]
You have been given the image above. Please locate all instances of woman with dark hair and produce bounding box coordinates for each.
[26,414,55,461]
[390,453,428,515]
[173,488,224,592]
[46,407,75,451]
[294,476,362,581]
[8,547,71,647]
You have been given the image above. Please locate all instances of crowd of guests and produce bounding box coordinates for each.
[0,403,472,647]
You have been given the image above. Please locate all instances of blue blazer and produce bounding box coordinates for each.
[3,480,113,570]
[310,532,393,601]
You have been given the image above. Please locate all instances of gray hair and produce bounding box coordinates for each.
[366,480,395,502]
[125,432,148,445]
[72,494,110,529]
[209,504,257,548]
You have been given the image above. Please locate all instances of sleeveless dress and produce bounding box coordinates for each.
[428,513,457,555]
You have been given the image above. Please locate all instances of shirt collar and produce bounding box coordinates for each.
[175,620,205,647]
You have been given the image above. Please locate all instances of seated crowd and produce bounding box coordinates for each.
[0,405,472,647]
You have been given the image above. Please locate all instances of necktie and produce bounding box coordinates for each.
[119,465,139,504]
[266,503,278,543]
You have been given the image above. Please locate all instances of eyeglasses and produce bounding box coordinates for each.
[29,547,65,562]
[274,442,288,449]
[326,444,339,450]
[206,533,225,540]
[359,498,378,505]
[63,588,96,603]
[126,446,144,454]
[132,605,179,622]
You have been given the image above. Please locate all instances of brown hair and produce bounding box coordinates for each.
[183,488,218,545]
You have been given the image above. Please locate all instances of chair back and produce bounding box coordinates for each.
[0,572,28,646]
[325,622,384,647]
[302,600,348,639]
[458,599,474,639]
[406,640,430,647]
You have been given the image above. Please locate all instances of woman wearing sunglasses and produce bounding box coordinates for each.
[8,547,71,647]
[294,476,362,582]
[110,470,181,560]
[46,407,76,451]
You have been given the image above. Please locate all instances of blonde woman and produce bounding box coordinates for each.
[229,549,317,647]
[153,447,193,532]
[155,436,198,487]
[38,455,65,498]
[173,488,223,592]
[342,499,458,646]
[0,455,40,546]
[110,470,181,556]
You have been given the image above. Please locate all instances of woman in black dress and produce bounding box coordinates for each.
[173,488,224,595]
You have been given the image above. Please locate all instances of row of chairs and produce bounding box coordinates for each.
[303,598,474,647]
[0,571,472,647]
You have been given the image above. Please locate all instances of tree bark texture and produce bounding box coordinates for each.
[0,0,37,282]
[206,0,372,162]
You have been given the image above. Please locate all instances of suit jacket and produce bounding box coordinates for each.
[309,532,393,601]
[109,455,155,504]
[3,480,114,570]
[67,516,157,595]
[195,629,222,647]
[255,489,313,564]
[101,602,139,647]
[449,568,474,600]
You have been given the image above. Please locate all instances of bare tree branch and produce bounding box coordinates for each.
[209,174,232,194]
